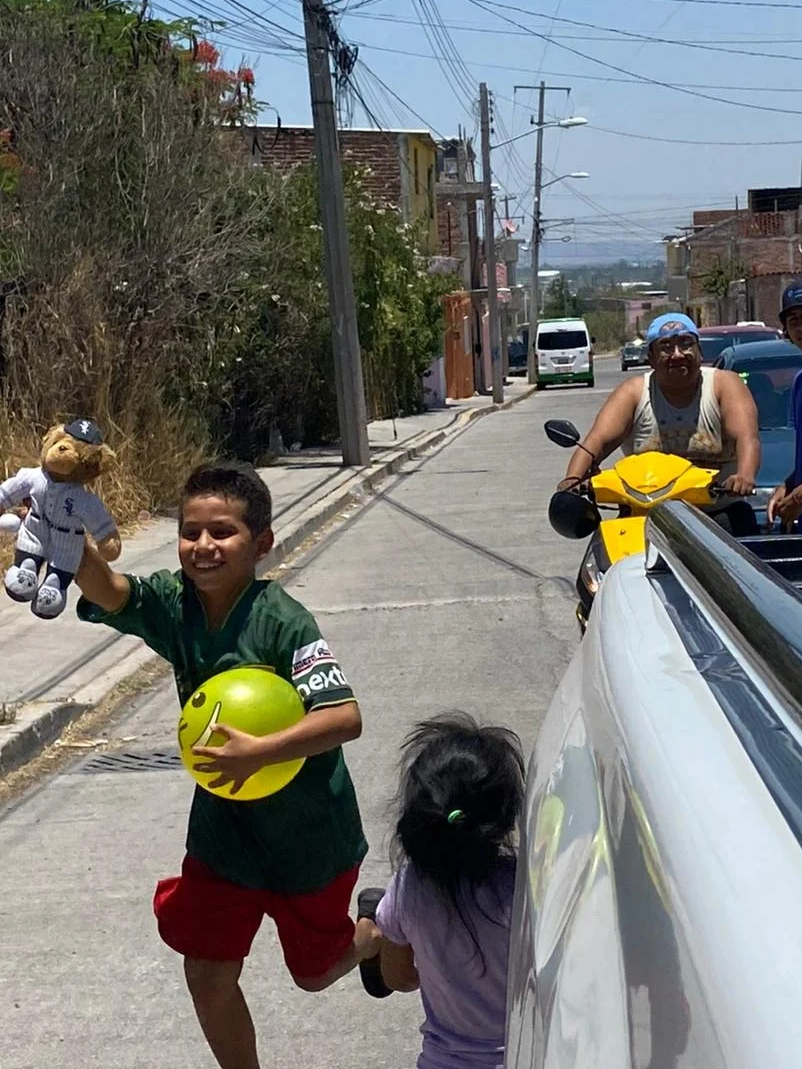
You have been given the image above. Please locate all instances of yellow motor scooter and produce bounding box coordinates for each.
[545,418,723,633]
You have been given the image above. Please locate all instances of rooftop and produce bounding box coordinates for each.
[250,124,437,138]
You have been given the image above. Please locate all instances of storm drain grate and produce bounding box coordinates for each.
[77,749,183,774]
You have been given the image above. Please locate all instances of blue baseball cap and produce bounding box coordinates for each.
[65,418,104,446]
[645,312,700,345]
[780,280,802,323]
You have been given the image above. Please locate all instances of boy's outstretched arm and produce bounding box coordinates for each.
[75,538,131,613]
[193,700,362,794]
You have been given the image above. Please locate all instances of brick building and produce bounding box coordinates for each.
[238,125,439,253]
[435,136,482,290]
[664,192,802,327]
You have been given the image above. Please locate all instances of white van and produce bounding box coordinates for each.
[535,317,594,388]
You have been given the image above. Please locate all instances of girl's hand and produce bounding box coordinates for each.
[193,723,266,795]
[777,486,802,530]
[767,484,787,525]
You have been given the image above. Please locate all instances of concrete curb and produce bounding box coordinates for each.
[0,386,537,779]
[0,701,92,779]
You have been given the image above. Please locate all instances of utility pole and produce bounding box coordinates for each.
[479,82,504,404]
[528,81,545,386]
[302,0,370,467]
[514,81,571,385]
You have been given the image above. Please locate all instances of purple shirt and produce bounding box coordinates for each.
[792,369,802,487]
[376,860,515,1069]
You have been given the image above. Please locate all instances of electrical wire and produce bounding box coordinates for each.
[410,0,477,121]
[350,41,802,96]
[466,0,802,117]
[346,9,802,53]
[596,0,687,91]
[632,0,802,7]
[355,61,452,140]
[462,0,802,64]
[590,124,802,146]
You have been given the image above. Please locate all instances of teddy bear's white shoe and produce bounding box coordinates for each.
[32,573,67,619]
[5,558,39,602]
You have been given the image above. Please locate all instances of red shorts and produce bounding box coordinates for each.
[153,855,359,980]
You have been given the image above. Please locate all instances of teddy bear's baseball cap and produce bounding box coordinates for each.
[65,419,103,446]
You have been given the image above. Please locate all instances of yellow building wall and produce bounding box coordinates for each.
[400,133,438,254]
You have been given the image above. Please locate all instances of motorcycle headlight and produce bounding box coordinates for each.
[581,550,604,594]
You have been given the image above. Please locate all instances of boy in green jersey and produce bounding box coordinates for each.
[75,460,379,1069]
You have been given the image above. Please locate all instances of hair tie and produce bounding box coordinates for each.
[447,809,466,825]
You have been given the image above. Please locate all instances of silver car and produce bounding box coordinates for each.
[620,341,649,371]
[506,502,802,1067]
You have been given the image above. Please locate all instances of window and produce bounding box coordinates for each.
[414,147,420,194]
[538,330,589,350]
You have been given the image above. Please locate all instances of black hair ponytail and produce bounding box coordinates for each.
[391,711,525,966]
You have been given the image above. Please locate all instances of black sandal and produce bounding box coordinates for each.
[357,887,393,999]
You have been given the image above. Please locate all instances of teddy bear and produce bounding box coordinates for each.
[0,419,121,619]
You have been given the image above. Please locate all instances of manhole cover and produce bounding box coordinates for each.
[77,750,183,774]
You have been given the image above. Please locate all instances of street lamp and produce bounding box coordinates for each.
[528,136,588,384]
[541,171,589,189]
[491,118,587,151]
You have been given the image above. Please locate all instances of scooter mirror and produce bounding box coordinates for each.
[544,419,581,448]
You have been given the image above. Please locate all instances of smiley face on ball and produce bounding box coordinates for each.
[179,688,224,750]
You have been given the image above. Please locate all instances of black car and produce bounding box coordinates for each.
[715,338,802,522]
[508,338,527,372]
[698,324,781,365]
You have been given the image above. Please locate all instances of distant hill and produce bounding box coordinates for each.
[520,239,662,268]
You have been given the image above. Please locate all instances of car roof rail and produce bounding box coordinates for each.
[646,501,802,717]
[646,501,802,842]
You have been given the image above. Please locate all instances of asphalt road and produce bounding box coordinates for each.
[0,362,625,1069]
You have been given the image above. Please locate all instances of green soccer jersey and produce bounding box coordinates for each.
[77,571,368,893]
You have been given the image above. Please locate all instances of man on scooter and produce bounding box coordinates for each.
[557,311,761,536]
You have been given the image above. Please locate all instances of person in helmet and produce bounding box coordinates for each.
[767,282,802,528]
[557,312,761,536]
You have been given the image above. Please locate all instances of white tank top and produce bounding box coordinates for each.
[621,367,737,481]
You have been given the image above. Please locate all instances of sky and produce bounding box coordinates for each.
[153,0,802,263]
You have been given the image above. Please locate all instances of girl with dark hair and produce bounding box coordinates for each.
[358,711,525,1069]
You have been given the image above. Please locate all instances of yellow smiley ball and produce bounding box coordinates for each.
[178,665,306,801]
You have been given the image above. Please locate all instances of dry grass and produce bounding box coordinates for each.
[0,8,259,575]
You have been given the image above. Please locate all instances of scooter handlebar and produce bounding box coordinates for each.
[709,483,757,498]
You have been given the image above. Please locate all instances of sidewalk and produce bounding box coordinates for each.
[0,381,535,776]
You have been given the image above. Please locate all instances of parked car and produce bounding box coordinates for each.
[508,338,527,372]
[505,502,802,1068]
[714,338,802,522]
[698,323,781,365]
[620,340,649,371]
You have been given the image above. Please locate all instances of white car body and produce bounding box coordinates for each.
[506,503,802,1067]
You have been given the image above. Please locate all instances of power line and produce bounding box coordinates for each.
[167,0,306,40]
[466,0,802,116]
[352,42,802,95]
[346,8,802,56]
[355,61,452,140]
[591,124,802,146]
[633,0,802,7]
[596,0,687,92]
[463,0,802,64]
[410,0,476,120]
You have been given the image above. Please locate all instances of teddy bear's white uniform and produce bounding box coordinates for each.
[0,467,117,614]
